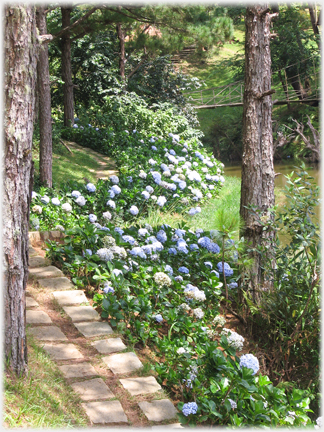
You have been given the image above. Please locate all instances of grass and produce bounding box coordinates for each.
[4,331,89,428]
[32,146,101,186]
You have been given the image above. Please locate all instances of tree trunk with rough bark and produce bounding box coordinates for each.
[4,5,38,376]
[240,4,276,303]
[116,23,126,81]
[37,6,53,187]
[61,6,74,126]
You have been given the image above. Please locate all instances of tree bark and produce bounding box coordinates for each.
[240,4,276,303]
[61,6,74,126]
[4,5,38,376]
[37,6,53,187]
[116,23,126,80]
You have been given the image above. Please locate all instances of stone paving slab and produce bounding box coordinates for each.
[52,290,89,306]
[58,362,98,379]
[29,246,39,257]
[91,337,126,354]
[26,297,39,308]
[28,325,68,341]
[29,266,64,279]
[26,310,52,324]
[119,376,162,396]
[29,256,48,268]
[38,277,74,290]
[151,424,184,430]
[102,352,143,375]
[71,378,114,401]
[138,399,178,422]
[43,343,84,360]
[74,322,114,338]
[81,400,128,424]
[63,306,100,322]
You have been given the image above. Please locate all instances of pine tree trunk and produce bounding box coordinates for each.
[37,6,53,187]
[4,5,38,376]
[240,4,276,303]
[117,23,126,80]
[61,6,74,126]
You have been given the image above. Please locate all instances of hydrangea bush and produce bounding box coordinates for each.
[31,130,317,427]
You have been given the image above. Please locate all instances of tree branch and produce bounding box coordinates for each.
[127,55,148,79]
[51,6,100,41]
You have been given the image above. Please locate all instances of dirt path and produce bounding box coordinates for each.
[62,140,119,180]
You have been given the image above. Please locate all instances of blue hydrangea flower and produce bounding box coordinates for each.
[165,265,173,275]
[71,190,81,198]
[182,402,198,416]
[138,228,149,237]
[151,171,162,185]
[229,282,238,289]
[129,247,147,259]
[122,235,136,245]
[151,145,157,151]
[146,185,154,194]
[108,190,115,199]
[112,269,123,277]
[169,149,176,156]
[189,244,199,251]
[111,185,121,195]
[151,241,163,253]
[86,183,96,193]
[89,214,97,223]
[168,247,177,255]
[114,227,124,235]
[110,175,119,184]
[156,230,167,243]
[129,205,139,216]
[204,261,213,269]
[206,241,220,254]
[239,354,259,375]
[216,262,234,277]
[142,191,150,200]
[154,314,163,323]
[103,282,115,294]
[127,176,133,183]
[177,245,188,254]
[179,266,189,274]
[83,249,92,257]
[97,248,113,262]
[175,275,183,282]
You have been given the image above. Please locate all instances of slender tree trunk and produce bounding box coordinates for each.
[37,6,53,187]
[116,23,126,80]
[240,4,276,303]
[61,6,74,126]
[4,5,38,376]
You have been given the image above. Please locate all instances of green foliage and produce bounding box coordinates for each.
[240,166,320,401]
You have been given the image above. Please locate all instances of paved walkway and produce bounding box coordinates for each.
[27,243,183,428]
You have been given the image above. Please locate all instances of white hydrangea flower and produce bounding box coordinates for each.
[213,315,226,327]
[154,272,172,287]
[193,308,204,319]
[61,203,72,212]
[32,205,42,214]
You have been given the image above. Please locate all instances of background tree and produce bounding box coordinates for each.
[4,5,39,376]
[36,5,53,187]
[240,4,277,303]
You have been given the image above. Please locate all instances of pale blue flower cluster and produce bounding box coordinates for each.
[239,354,259,375]
[129,205,139,216]
[168,247,177,255]
[156,230,167,243]
[111,185,121,195]
[142,191,150,199]
[107,200,116,209]
[112,269,123,277]
[155,314,163,323]
[179,266,189,274]
[115,227,124,235]
[86,183,96,192]
[182,402,198,416]
[122,235,136,245]
[138,228,149,237]
[89,214,97,223]
[217,262,234,277]
[103,282,115,294]
[110,175,119,184]
[165,265,173,275]
[229,282,238,289]
[157,196,167,207]
[129,247,147,259]
[146,185,154,194]
[41,195,50,204]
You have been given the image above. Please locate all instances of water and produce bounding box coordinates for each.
[223,160,321,235]
[224,160,321,190]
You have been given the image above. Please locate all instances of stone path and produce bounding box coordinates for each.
[27,242,183,428]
